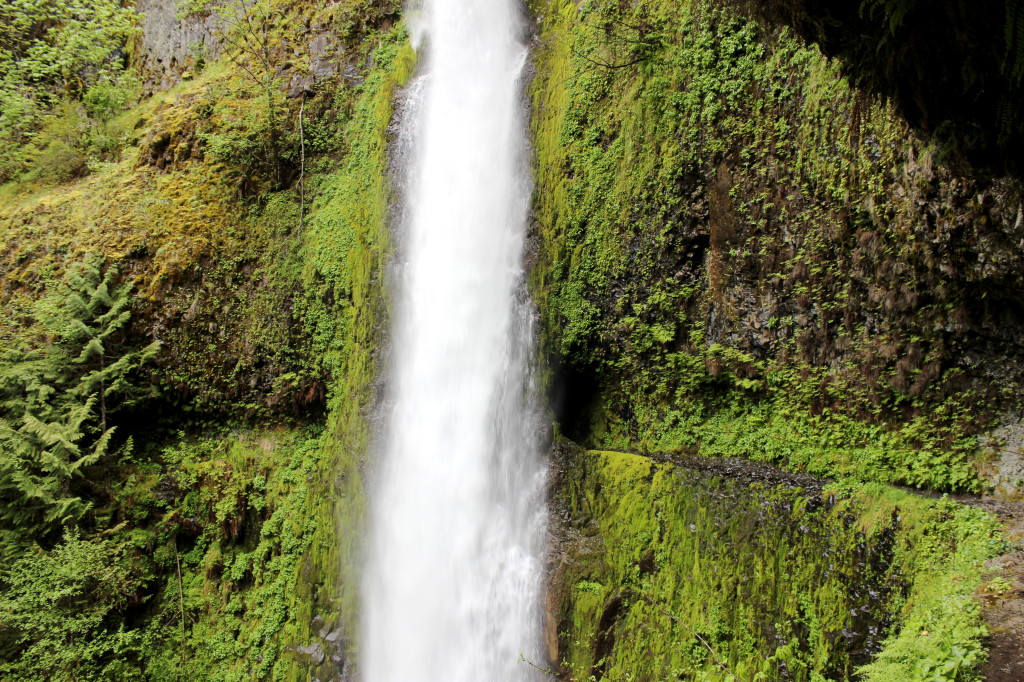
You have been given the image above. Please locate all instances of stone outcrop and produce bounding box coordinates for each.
[135,0,224,93]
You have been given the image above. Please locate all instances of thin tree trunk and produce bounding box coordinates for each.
[99,353,106,433]
[175,536,187,667]
[299,94,305,232]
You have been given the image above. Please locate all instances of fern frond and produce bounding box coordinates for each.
[74,337,104,364]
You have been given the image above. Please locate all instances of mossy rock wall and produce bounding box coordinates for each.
[528,0,1024,492]
[133,27,415,679]
[550,445,1004,681]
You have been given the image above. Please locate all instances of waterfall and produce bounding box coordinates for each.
[361,0,547,678]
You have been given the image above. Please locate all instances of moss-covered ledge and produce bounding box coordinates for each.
[547,444,1005,681]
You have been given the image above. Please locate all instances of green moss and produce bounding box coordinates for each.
[553,447,1004,681]
[855,491,1001,681]
[293,24,415,655]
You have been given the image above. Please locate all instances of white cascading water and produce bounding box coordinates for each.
[361,0,546,678]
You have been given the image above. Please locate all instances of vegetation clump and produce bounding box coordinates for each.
[0,254,158,557]
[0,0,140,182]
[551,447,1005,681]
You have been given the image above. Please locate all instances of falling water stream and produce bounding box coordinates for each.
[362,0,546,678]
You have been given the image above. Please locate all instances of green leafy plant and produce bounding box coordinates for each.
[0,529,148,680]
[40,253,162,431]
[0,0,139,182]
[199,0,296,190]
[0,254,159,554]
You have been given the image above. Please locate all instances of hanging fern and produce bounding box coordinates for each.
[860,0,919,33]
[0,254,159,555]
[1005,0,1024,84]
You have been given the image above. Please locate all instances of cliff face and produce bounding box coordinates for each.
[733,0,1024,175]
[528,0,1024,678]
[529,0,1024,494]
[134,0,224,92]
[547,445,1003,681]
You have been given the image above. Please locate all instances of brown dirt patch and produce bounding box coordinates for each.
[975,499,1024,682]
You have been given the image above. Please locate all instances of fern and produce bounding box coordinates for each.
[1006,0,1024,84]
[860,0,919,33]
[0,253,158,554]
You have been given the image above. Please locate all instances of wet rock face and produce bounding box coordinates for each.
[702,153,1024,388]
[981,414,1024,499]
[528,0,1024,487]
[135,0,224,93]
[133,1,354,97]
[290,616,352,682]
